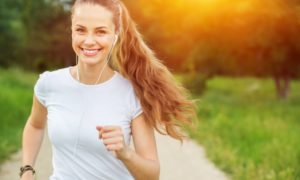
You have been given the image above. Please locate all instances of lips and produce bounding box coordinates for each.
[81,48,102,57]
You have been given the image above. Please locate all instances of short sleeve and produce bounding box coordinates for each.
[34,71,49,107]
[130,88,143,120]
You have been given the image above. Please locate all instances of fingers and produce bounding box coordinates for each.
[106,143,124,151]
[96,125,102,131]
[96,126,122,138]
[101,126,121,132]
[102,136,123,145]
[96,125,120,134]
[96,125,125,147]
[100,130,123,139]
[96,125,130,159]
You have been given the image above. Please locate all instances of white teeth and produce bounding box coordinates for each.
[83,49,99,56]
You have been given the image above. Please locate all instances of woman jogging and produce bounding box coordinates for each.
[21,0,195,179]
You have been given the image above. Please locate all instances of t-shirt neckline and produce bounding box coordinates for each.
[66,66,118,88]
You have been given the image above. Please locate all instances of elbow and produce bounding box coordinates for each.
[152,161,160,180]
[27,115,46,130]
[137,160,160,180]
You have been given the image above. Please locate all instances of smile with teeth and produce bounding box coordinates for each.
[81,48,102,56]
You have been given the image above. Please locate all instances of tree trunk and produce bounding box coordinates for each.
[274,75,290,100]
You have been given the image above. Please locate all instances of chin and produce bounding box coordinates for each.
[79,56,105,66]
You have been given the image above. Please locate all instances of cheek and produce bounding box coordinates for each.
[95,36,112,46]
[71,34,114,50]
[72,34,83,45]
[72,38,81,54]
[72,35,83,52]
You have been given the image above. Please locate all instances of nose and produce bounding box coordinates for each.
[83,34,96,46]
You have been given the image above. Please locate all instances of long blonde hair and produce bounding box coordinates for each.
[72,0,196,141]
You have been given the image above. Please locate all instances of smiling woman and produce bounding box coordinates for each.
[71,3,116,69]
[20,0,196,180]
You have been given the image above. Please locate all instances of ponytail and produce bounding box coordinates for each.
[115,2,196,141]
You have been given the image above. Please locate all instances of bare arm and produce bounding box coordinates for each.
[21,95,47,179]
[97,114,160,180]
[121,114,160,180]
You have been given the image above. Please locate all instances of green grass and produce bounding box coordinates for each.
[186,77,300,180]
[1,68,299,180]
[0,67,36,163]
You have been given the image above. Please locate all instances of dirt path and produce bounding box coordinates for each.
[0,132,228,180]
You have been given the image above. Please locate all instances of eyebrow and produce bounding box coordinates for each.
[75,24,108,30]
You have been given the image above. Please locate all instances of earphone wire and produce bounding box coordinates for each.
[72,36,117,163]
[91,2,122,84]
[76,35,117,85]
[72,54,87,176]
[76,55,79,81]
[71,3,121,174]
[93,36,116,85]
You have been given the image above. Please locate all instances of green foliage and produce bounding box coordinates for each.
[0,0,25,67]
[1,0,300,77]
[181,72,209,95]
[0,67,36,163]
[0,0,73,71]
[185,77,300,180]
[123,0,300,77]
[184,0,300,78]
[21,0,74,71]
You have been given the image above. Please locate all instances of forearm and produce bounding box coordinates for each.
[22,119,45,166]
[120,148,160,180]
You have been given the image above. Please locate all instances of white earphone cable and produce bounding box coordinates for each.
[76,35,117,85]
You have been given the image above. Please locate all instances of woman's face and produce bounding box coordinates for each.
[72,3,116,66]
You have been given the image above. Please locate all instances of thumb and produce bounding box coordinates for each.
[96,125,103,131]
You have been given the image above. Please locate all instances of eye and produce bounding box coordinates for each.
[96,30,106,36]
[75,28,84,33]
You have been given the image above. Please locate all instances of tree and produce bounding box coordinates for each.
[184,0,300,99]
[0,0,25,67]
[21,0,74,71]
[0,0,74,71]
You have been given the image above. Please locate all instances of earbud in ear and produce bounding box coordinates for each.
[113,35,118,46]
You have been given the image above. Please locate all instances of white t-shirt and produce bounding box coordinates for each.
[34,67,143,180]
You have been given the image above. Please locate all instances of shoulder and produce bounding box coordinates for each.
[114,71,135,91]
[35,67,69,91]
[39,67,68,79]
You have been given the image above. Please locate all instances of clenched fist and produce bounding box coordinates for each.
[96,125,132,160]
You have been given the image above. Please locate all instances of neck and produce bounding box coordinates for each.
[76,62,114,85]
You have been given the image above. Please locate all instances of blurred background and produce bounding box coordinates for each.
[0,0,299,179]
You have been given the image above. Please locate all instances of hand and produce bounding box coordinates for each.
[20,171,34,180]
[96,125,131,160]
